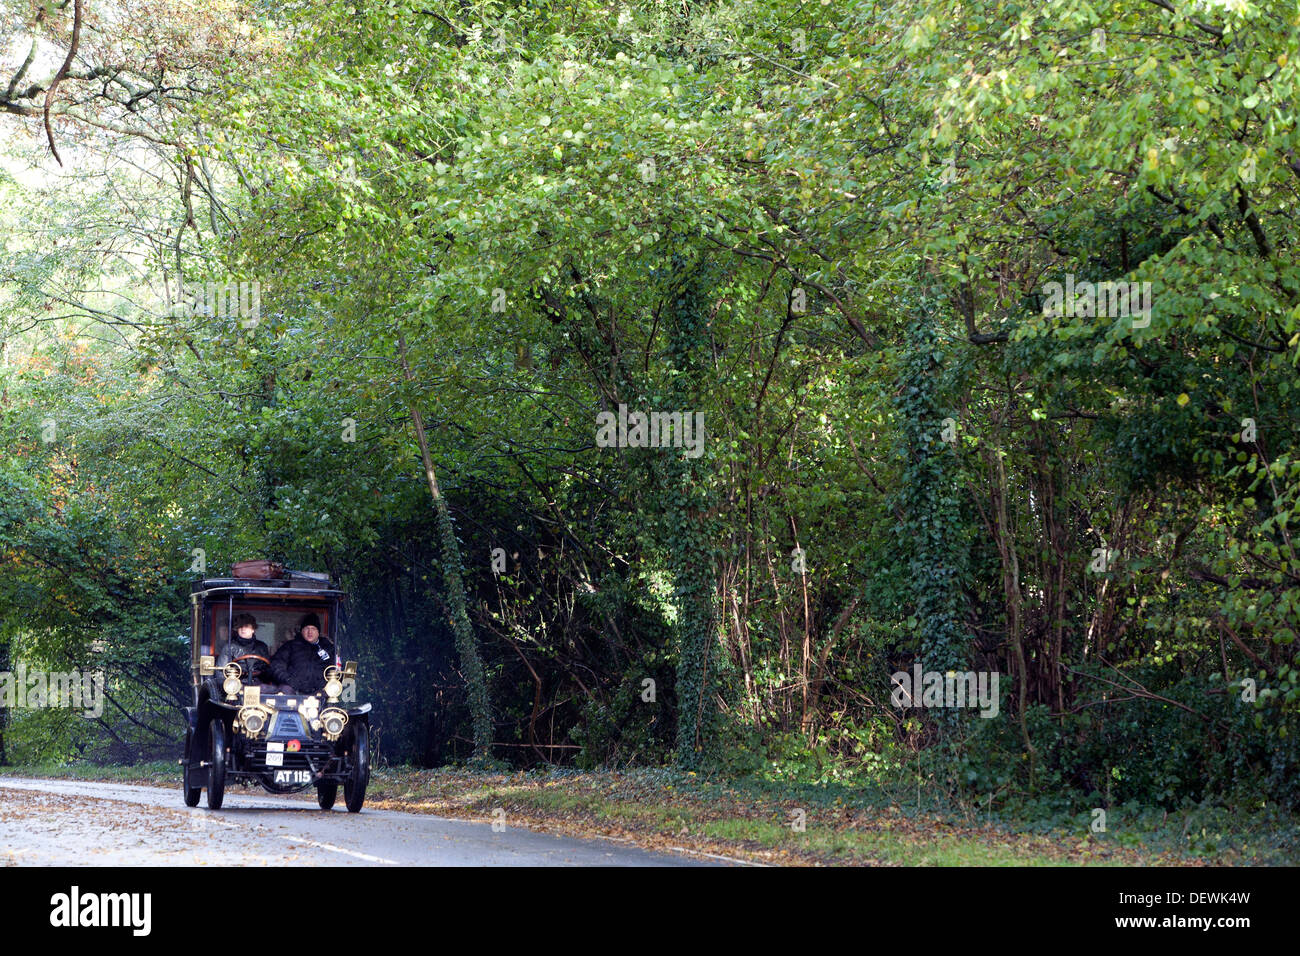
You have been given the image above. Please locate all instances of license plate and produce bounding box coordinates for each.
[273,769,311,784]
[265,753,284,766]
[266,742,284,753]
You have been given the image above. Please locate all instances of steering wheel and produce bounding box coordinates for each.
[232,654,271,678]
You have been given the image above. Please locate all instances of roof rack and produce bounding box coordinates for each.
[190,578,342,594]
[191,566,338,593]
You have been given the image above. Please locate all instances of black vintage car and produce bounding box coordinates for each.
[181,564,371,812]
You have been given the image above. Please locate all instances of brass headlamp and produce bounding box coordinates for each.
[320,707,348,741]
[323,665,343,702]
[222,662,243,699]
[238,703,274,737]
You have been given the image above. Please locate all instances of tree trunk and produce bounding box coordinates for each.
[396,332,493,766]
[662,266,723,769]
[991,450,1037,779]
[0,639,8,766]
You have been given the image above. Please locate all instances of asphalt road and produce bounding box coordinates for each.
[0,777,725,866]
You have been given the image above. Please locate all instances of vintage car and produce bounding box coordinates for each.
[181,562,371,812]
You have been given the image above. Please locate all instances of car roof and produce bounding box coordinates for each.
[190,579,345,600]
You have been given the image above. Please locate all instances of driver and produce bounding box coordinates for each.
[216,613,275,686]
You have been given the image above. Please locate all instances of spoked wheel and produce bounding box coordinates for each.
[317,781,338,810]
[206,718,227,810]
[182,727,202,807]
[343,723,369,814]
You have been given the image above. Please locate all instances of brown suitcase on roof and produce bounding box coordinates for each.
[231,559,284,579]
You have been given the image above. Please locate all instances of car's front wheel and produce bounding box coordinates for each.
[206,718,226,810]
[183,761,202,807]
[343,723,369,813]
[182,728,201,807]
[317,781,338,810]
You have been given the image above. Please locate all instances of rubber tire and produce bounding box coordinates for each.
[343,724,369,814]
[183,760,202,807]
[182,726,202,806]
[317,782,338,810]
[206,718,226,810]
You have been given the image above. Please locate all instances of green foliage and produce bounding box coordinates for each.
[3,0,1300,840]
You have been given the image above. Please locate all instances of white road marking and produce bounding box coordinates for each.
[661,845,767,866]
[275,835,398,864]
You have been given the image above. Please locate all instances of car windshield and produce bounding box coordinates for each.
[208,599,332,660]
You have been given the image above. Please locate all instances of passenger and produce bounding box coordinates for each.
[269,613,337,696]
[216,613,286,690]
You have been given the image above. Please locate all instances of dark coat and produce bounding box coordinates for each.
[269,635,336,694]
[217,635,272,683]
